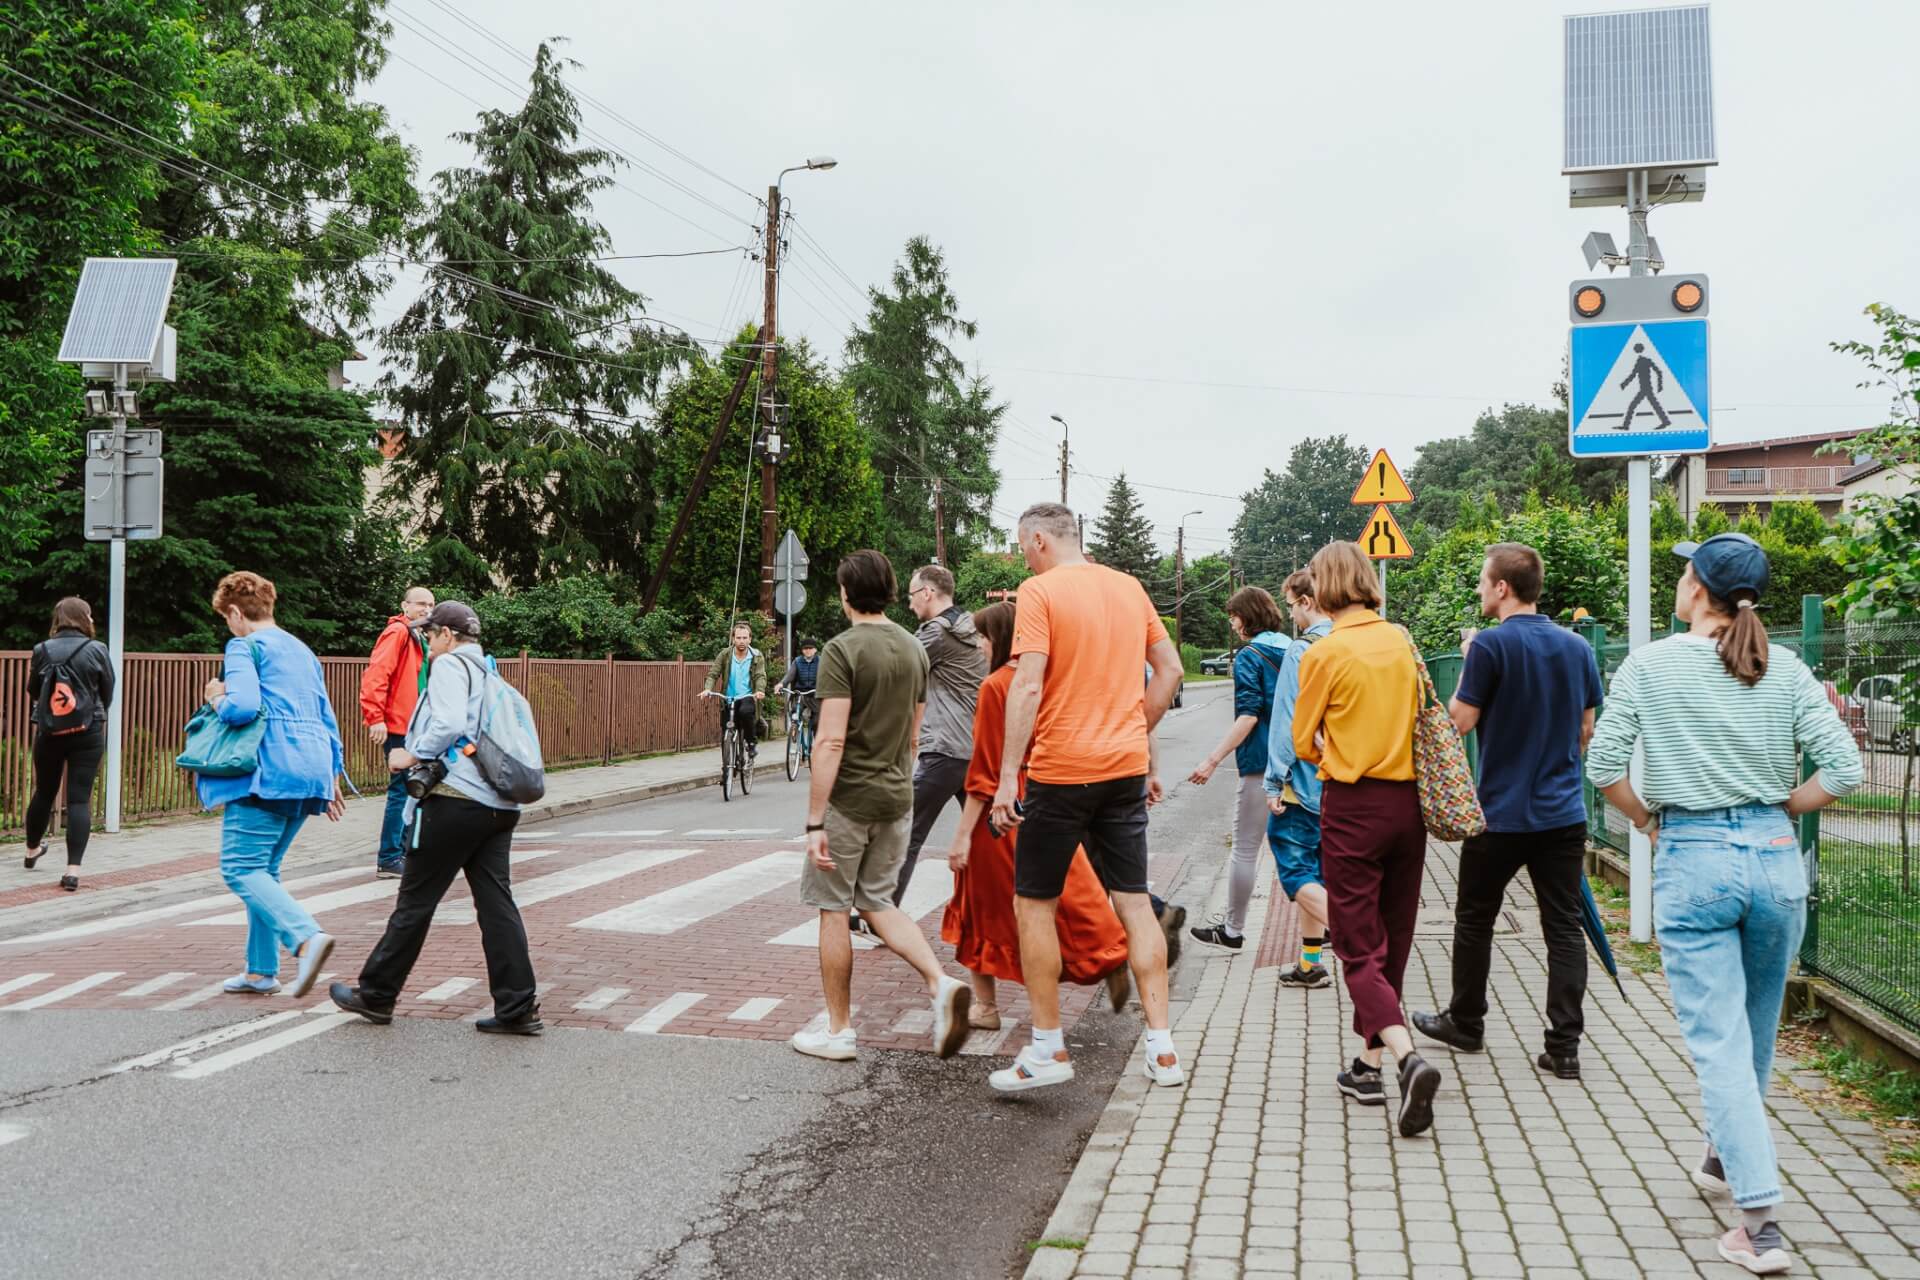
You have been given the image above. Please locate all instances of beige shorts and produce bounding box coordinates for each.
[799,806,910,913]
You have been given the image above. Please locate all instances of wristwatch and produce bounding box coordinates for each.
[806,821,826,833]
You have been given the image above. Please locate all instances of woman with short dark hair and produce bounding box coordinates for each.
[22,597,115,890]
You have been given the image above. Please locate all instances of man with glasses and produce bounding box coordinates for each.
[893,565,988,908]
[359,585,434,878]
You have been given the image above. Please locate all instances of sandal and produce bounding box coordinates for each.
[969,1004,1002,1030]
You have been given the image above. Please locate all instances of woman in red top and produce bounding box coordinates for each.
[941,603,1130,1029]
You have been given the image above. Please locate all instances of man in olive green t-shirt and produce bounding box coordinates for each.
[793,550,974,1064]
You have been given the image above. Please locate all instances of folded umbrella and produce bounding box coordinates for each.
[1579,877,1628,998]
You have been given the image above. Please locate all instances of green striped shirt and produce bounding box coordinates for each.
[1586,634,1863,810]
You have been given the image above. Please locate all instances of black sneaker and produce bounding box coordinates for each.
[1337,1057,1385,1105]
[476,1012,544,1036]
[1189,916,1245,951]
[1161,905,1187,968]
[1536,1051,1581,1080]
[328,982,394,1025]
[1410,1009,1485,1053]
[1692,1149,1731,1197]
[1278,963,1331,988]
[1397,1054,1442,1137]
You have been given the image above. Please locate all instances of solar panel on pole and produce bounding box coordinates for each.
[57,259,178,363]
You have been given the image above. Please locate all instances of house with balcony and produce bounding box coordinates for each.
[1665,430,1868,525]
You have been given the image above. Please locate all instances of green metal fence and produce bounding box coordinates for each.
[1557,603,1920,1036]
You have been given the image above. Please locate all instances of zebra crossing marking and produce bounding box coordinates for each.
[625,992,705,1034]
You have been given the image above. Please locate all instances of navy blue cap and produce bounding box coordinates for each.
[1672,532,1769,602]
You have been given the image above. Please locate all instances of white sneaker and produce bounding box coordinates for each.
[931,975,973,1059]
[790,1025,858,1061]
[989,1045,1075,1092]
[1143,1046,1187,1087]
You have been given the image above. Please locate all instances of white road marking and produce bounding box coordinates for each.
[0,970,123,1011]
[418,977,478,1002]
[0,865,367,946]
[891,1008,933,1036]
[171,1012,357,1079]
[684,827,780,836]
[463,981,552,1022]
[574,850,800,935]
[625,992,706,1034]
[117,972,192,999]
[960,1020,1020,1057]
[545,829,670,839]
[0,973,52,999]
[154,980,237,1011]
[437,847,701,927]
[0,1122,28,1148]
[797,1006,856,1035]
[112,1010,307,1072]
[183,849,556,927]
[574,986,630,1012]
[766,860,954,948]
[727,997,782,1022]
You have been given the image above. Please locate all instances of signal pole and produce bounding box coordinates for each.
[757,185,781,617]
[932,475,946,565]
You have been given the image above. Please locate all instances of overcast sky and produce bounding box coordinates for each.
[361,0,1919,559]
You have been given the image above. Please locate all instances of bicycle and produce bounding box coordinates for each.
[782,688,818,781]
[702,692,756,801]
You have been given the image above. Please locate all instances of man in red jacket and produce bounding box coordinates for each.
[360,587,435,876]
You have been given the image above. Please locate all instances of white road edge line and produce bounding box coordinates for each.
[170,1012,357,1079]
[112,1010,308,1073]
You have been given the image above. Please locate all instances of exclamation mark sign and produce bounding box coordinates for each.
[1378,461,1387,497]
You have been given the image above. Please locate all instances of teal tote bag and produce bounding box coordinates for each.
[176,641,267,778]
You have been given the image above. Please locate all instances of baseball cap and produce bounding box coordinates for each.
[1672,532,1770,602]
[425,600,482,637]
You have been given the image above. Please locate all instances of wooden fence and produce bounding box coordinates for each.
[1,649,721,836]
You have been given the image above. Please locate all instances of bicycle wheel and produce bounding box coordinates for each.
[740,737,754,795]
[786,718,801,781]
[721,727,735,801]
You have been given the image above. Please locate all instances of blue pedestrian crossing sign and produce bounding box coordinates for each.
[1569,317,1711,458]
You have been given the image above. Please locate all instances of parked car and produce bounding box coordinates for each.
[1148,662,1184,710]
[1855,674,1917,752]
[1199,649,1234,677]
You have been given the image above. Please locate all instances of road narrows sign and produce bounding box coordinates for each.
[1358,504,1413,560]
[1350,449,1414,505]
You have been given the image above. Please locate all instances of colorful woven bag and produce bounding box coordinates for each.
[1405,636,1486,841]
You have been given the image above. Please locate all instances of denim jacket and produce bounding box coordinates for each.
[197,626,345,811]
[1263,620,1333,813]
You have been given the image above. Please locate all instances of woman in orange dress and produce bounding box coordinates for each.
[940,602,1131,1029]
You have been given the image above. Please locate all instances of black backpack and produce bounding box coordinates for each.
[34,636,100,736]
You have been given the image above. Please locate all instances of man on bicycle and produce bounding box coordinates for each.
[774,637,823,742]
[702,620,766,762]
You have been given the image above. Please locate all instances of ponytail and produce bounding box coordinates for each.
[1713,591,1769,687]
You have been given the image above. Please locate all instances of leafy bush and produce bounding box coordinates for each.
[472,576,640,658]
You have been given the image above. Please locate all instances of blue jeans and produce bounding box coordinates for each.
[1654,803,1807,1208]
[378,733,408,869]
[1267,804,1324,900]
[221,799,322,978]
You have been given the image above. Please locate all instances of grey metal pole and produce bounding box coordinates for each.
[1625,168,1653,942]
[1378,561,1388,617]
[104,362,128,833]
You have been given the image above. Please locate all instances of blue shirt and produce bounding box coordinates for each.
[1264,620,1331,813]
[197,626,346,813]
[1231,633,1291,776]
[1455,613,1603,833]
[726,653,754,700]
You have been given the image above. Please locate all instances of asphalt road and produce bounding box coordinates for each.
[0,683,1235,1280]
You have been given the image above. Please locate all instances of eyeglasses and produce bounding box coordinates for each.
[908,586,933,599]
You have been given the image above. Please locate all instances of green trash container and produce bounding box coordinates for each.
[1422,651,1477,780]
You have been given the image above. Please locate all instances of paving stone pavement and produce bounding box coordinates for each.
[1026,836,1920,1280]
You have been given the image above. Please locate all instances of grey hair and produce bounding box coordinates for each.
[1017,502,1080,543]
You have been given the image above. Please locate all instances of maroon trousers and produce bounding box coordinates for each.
[1320,777,1426,1048]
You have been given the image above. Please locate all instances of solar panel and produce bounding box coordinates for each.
[57,258,178,364]
[1564,6,1717,173]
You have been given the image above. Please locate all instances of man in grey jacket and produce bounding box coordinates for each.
[330,601,542,1035]
[891,564,989,905]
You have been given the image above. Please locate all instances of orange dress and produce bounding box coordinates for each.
[941,665,1130,985]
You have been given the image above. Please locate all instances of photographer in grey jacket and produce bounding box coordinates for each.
[889,564,989,906]
[331,601,542,1035]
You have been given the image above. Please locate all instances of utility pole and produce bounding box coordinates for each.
[1050,413,1069,505]
[932,475,945,565]
[757,184,781,618]
[1174,524,1187,648]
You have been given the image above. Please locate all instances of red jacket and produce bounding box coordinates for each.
[359,615,428,734]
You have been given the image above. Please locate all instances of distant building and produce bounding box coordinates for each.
[1838,458,1918,513]
[1665,430,1867,524]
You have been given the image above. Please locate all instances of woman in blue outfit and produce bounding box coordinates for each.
[198,571,346,998]
[1588,534,1862,1276]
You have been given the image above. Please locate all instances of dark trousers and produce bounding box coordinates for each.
[723,698,758,747]
[24,726,106,864]
[359,794,538,1021]
[376,733,409,870]
[1448,823,1589,1056]
[1321,777,1426,1049]
[893,752,969,905]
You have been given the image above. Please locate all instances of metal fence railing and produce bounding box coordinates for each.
[1545,604,1920,1036]
[2,649,729,838]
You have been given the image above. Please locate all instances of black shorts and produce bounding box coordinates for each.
[1013,775,1151,900]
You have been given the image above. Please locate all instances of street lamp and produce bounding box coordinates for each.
[1176,509,1203,647]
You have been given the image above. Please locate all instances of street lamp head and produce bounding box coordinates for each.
[805,155,838,171]
[1049,413,1066,424]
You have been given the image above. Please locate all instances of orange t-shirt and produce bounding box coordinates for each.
[1011,562,1170,784]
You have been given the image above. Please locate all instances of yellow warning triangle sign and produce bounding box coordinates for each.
[1358,503,1413,560]
[1350,449,1414,505]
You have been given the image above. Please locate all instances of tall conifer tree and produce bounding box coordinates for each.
[1088,472,1159,581]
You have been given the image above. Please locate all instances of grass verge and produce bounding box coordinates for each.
[1779,1014,1920,1195]
[1025,1238,1086,1252]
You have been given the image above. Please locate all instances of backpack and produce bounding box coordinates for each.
[34,636,100,736]
[451,650,547,803]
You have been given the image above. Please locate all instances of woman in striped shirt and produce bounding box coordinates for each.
[1588,533,1862,1277]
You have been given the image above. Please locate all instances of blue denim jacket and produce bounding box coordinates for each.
[1231,634,1291,776]
[197,626,345,811]
[1263,620,1333,813]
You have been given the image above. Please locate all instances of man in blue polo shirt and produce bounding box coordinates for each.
[1412,542,1603,1081]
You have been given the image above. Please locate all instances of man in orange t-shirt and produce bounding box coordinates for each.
[986,502,1187,1094]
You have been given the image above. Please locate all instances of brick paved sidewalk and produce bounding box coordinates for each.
[1027,837,1920,1280]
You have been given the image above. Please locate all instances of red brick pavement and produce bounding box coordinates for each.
[0,834,1186,1056]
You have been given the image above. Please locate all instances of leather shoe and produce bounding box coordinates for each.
[1536,1051,1581,1080]
[476,1013,544,1036]
[1411,1010,1485,1053]
[329,982,393,1025]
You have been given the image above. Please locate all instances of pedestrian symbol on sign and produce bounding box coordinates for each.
[1618,343,1671,429]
